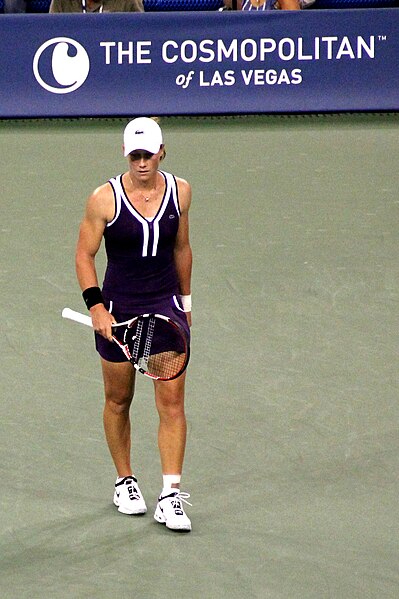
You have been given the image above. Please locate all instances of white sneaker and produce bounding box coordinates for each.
[113,476,147,515]
[154,490,192,531]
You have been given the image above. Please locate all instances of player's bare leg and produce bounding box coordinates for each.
[101,359,146,515]
[153,373,191,531]
[154,373,187,477]
[101,358,135,477]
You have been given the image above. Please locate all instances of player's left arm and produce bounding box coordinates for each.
[174,178,193,325]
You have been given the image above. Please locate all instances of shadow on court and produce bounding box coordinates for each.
[0,114,398,598]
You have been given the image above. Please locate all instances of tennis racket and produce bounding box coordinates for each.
[62,307,189,381]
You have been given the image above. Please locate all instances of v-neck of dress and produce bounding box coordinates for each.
[120,171,167,221]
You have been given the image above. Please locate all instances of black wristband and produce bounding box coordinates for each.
[82,286,104,310]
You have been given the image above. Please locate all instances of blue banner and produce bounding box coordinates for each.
[0,9,398,117]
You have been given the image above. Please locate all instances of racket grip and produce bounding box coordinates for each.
[62,307,93,328]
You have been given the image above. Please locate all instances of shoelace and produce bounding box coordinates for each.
[170,491,192,508]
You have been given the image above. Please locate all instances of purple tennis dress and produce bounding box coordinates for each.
[95,170,190,362]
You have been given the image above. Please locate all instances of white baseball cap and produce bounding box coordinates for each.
[123,117,163,156]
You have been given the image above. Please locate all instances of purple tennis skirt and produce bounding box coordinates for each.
[95,294,191,363]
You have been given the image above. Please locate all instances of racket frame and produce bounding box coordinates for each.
[61,307,189,381]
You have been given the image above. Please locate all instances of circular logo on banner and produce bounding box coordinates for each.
[33,37,90,94]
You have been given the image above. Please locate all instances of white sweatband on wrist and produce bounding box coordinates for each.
[180,294,192,312]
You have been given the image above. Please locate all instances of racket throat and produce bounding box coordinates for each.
[137,356,149,371]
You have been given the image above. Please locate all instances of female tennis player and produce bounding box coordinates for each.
[75,117,193,531]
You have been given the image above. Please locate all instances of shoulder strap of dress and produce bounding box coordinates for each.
[107,175,123,227]
[160,170,180,217]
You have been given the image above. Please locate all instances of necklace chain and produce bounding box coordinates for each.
[128,174,157,202]
[141,192,153,203]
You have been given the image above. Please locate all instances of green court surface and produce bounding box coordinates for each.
[0,114,398,598]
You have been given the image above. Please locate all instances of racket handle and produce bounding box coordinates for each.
[62,307,93,328]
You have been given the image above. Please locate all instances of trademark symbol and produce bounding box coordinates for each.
[378,35,387,41]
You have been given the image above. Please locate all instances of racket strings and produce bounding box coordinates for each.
[148,350,187,379]
[143,316,156,361]
[131,318,143,362]
[125,316,188,380]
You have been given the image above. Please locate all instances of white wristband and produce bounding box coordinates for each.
[180,294,192,312]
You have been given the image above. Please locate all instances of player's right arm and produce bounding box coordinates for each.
[75,183,115,340]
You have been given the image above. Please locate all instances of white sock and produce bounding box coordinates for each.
[162,474,181,495]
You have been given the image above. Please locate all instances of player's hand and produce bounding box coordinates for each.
[89,304,116,341]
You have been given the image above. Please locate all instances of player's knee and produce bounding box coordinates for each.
[156,394,185,419]
[105,392,132,415]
